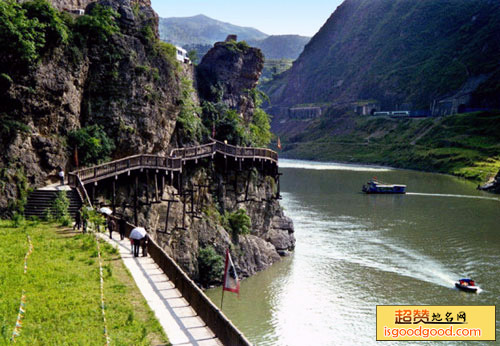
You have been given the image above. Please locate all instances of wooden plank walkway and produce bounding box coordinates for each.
[68,139,278,188]
[99,233,223,346]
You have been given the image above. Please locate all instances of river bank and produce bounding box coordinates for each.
[273,111,500,184]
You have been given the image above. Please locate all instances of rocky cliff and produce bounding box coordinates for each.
[0,0,179,212]
[262,0,500,111]
[197,40,264,124]
[0,0,293,283]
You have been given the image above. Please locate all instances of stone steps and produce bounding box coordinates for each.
[25,189,82,220]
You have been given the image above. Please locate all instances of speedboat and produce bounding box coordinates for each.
[455,278,479,293]
[362,179,406,194]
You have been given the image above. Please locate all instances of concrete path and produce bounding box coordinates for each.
[99,234,222,346]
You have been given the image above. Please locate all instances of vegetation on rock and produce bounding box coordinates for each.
[197,246,224,286]
[68,125,115,166]
[0,0,69,68]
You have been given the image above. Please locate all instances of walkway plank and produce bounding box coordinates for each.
[99,234,222,346]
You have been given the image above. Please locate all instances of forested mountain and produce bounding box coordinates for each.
[262,0,500,111]
[158,14,268,46]
[159,15,309,61]
[248,35,310,60]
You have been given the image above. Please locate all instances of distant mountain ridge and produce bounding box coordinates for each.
[248,35,310,60]
[159,14,310,60]
[159,14,268,46]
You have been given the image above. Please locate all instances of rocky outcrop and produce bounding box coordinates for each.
[0,0,180,213]
[197,40,264,123]
[479,170,500,193]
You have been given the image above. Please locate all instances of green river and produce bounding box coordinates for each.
[206,159,500,345]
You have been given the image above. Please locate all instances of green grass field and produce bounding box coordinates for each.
[0,220,168,345]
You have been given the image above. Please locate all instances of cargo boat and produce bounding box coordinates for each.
[362,180,406,194]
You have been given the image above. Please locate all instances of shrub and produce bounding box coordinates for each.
[51,191,69,224]
[198,246,224,286]
[222,209,251,242]
[75,4,119,42]
[68,124,115,166]
[155,41,178,67]
[0,0,69,67]
[22,0,69,47]
[176,78,204,142]
[0,114,31,143]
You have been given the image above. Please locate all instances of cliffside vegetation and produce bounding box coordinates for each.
[278,111,500,182]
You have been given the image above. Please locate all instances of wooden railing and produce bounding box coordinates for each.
[116,218,251,346]
[68,139,278,187]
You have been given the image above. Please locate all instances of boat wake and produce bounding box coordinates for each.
[282,192,458,290]
[407,192,500,202]
[279,159,392,172]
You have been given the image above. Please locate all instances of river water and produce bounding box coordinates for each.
[206,159,500,345]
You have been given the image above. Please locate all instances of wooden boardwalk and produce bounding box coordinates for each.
[68,139,278,205]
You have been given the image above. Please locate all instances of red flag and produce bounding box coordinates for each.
[222,249,240,294]
[277,137,282,150]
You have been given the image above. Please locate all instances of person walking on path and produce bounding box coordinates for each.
[58,167,65,186]
[73,208,82,231]
[82,208,88,234]
[141,234,149,257]
[107,217,116,239]
[119,218,126,240]
[133,238,141,257]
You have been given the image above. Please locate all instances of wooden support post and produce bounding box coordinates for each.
[134,174,138,226]
[245,170,251,201]
[146,170,150,205]
[182,192,186,229]
[190,189,194,219]
[154,173,159,202]
[112,180,116,214]
[92,184,96,206]
[162,199,177,234]
[234,170,238,194]
[239,158,242,171]
[276,172,282,200]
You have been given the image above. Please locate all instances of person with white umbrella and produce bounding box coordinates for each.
[99,207,114,239]
[130,227,147,257]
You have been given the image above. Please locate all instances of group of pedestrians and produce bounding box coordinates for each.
[72,208,148,257]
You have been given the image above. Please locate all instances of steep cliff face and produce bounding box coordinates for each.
[263,0,500,111]
[197,40,264,123]
[0,0,181,214]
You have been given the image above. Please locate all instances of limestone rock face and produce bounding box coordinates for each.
[197,41,264,123]
[0,1,180,215]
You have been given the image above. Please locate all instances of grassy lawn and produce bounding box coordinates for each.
[0,220,168,345]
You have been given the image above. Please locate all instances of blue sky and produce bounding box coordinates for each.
[150,0,344,37]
